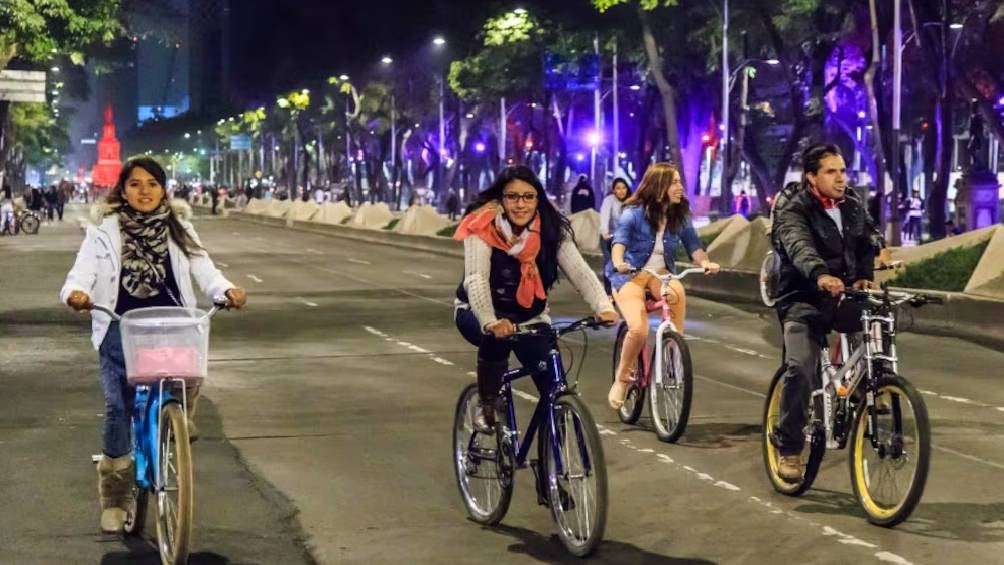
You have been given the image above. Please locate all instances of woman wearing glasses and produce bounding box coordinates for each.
[606,162,720,410]
[454,165,619,432]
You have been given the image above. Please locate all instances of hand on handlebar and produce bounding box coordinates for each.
[615,262,633,274]
[817,274,845,298]
[486,319,516,339]
[852,279,875,291]
[595,310,619,327]
[702,261,721,275]
[224,287,247,310]
[66,290,93,312]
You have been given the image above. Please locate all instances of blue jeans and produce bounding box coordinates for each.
[455,308,553,401]
[98,322,135,458]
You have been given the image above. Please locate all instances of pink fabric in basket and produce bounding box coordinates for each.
[131,346,203,380]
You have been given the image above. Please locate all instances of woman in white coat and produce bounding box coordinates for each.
[60,157,247,533]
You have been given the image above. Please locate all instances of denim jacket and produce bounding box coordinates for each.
[605,205,703,291]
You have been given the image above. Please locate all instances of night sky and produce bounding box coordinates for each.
[229,0,608,100]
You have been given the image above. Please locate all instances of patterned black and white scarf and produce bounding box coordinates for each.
[117,201,172,299]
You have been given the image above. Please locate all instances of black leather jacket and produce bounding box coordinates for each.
[772,186,876,327]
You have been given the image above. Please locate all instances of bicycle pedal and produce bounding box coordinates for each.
[529,460,549,507]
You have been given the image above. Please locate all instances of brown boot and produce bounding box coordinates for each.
[97,454,135,533]
[777,454,803,484]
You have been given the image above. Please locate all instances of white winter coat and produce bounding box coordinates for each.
[60,201,234,350]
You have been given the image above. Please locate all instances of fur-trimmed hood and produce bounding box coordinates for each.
[89,198,192,224]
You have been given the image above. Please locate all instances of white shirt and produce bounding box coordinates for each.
[643,228,666,271]
[599,195,624,238]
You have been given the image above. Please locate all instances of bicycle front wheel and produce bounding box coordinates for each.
[762,366,825,496]
[20,214,39,235]
[452,383,513,525]
[649,330,693,443]
[542,394,607,557]
[157,401,193,565]
[849,374,930,527]
[611,322,645,424]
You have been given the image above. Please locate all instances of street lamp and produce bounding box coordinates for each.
[339,74,349,81]
[381,56,393,65]
[433,36,446,46]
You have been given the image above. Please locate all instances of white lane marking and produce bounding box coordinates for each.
[306,248,324,255]
[695,374,766,398]
[296,297,319,307]
[724,344,760,357]
[216,261,229,268]
[396,342,431,354]
[875,552,915,565]
[359,323,918,565]
[403,270,432,280]
[231,231,240,235]
[347,257,371,265]
[247,274,263,283]
[933,445,1004,470]
[431,356,455,366]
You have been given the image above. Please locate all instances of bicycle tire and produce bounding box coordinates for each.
[761,366,825,496]
[156,402,193,565]
[848,373,930,527]
[123,487,149,537]
[611,322,645,424]
[541,393,607,557]
[649,330,693,443]
[452,383,512,525]
[20,213,39,235]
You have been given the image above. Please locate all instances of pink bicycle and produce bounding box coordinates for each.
[611,267,704,443]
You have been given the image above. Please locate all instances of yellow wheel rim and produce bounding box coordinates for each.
[852,384,918,520]
[765,379,802,494]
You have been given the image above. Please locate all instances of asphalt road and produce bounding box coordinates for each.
[3,206,1003,564]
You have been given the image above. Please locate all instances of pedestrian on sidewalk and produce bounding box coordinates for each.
[60,157,247,534]
[570,174,596,214]
[599,177,631,295]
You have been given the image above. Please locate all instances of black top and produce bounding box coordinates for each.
[457,247,549,324]
[771,187,876,328]
[115,257,183,315]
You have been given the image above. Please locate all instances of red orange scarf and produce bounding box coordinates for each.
[454,201,546,308]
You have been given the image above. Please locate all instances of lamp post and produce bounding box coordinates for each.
[433,36,448,201]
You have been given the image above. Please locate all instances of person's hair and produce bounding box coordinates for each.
[610,177,632,200]
[623,162,690,232]
[464,165,572,289]
[801,143,843,176]
[106,157,202,256]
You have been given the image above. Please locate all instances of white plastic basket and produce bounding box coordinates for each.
[120,307,210,384]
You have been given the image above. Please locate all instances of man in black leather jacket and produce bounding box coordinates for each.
[771,143,876,483]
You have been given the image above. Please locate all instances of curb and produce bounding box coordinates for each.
[220,208,1004,350]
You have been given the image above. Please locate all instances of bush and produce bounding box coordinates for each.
[891,241,988,292]
[383,219,400,230]
[437,224,458,237]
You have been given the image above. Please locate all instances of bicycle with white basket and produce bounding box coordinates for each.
[90,301,227,565]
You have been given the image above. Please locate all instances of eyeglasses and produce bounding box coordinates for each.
[503,193,537,203]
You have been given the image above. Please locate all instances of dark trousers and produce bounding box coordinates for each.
[455,308,553,402]
[776,321,823,456]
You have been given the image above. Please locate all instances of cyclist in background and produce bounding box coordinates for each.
[606,162,719,411]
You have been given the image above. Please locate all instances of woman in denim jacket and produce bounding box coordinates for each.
[606,163,719,410]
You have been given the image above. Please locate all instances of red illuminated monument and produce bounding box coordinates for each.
[91,104,122,187]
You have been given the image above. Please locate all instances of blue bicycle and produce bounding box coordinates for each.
[92,302,226,565]
[452,317,609,557]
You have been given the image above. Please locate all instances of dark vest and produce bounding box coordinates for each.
[457,247,549,323]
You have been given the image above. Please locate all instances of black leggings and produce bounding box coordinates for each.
[455,308,554,402]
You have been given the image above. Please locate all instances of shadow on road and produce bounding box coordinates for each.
[487,523,717,564]
[792,488,1004,543]
[100,536,234,564]
[676,422,761,449]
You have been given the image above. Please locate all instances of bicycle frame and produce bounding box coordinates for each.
[813,302,899,450]
[133,378,192,490]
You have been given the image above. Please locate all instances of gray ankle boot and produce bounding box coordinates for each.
[97,454,135,533]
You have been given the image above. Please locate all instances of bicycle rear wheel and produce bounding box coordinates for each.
[611,322,645,424]
[19,213,39,235]
[649,330,693,443]
[542,394,607,557]
[762,366,825,496]
[156,401,193,565]
[849,374,930,527]
[452,383,513,525]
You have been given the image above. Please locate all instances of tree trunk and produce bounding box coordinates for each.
[637,5,687,191]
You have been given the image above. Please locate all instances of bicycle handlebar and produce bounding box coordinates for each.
[511,316,611,338]
[88,298,231,322]
[843,287,944,308]
[624,266,708,281]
